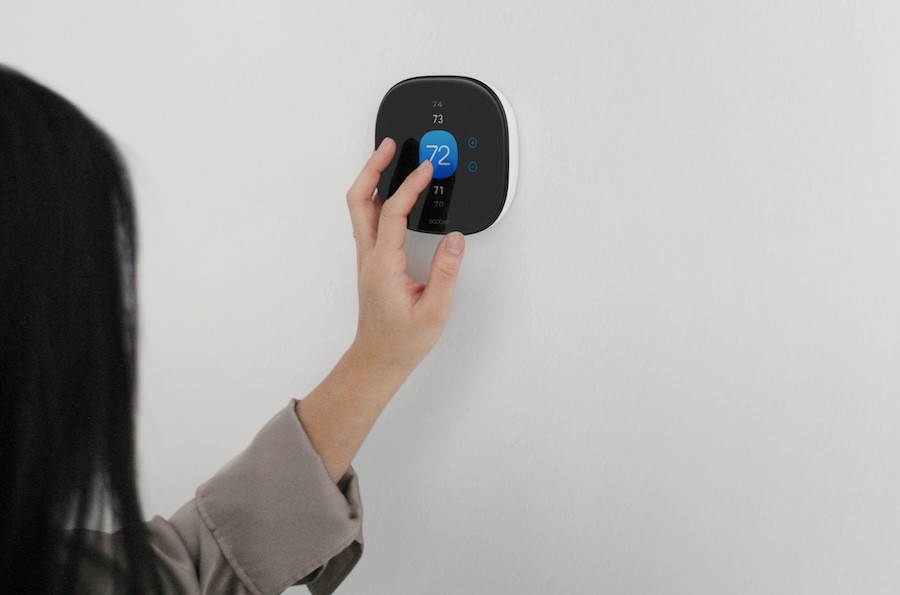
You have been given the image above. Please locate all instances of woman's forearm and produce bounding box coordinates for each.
[295,343,413,483]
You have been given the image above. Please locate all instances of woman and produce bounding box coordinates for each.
[0,65,465,593]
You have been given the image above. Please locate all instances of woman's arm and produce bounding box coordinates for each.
[297,138,466,483]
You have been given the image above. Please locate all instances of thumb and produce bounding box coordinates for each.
[420,232,465,317]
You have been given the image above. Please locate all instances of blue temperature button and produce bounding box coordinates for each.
[419,130,458,179]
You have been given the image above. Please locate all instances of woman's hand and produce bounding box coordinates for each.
[296,140,465,483]
[346,137,465,375]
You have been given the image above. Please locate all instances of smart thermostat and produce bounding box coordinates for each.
[375,76,518,235]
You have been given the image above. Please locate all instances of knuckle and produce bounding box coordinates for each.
[381,199,403,219]
[367,246,392,270]
[422,304,449,328]
[434,257,460,279]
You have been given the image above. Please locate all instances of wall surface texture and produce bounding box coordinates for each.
[3,2,900,593]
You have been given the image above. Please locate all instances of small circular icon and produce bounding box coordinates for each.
[467,136,478,149]
[468,161,478,173]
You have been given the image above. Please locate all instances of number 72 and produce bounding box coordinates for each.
[425,144,452,166]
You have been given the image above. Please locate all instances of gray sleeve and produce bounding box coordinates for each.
[145,399,364,595]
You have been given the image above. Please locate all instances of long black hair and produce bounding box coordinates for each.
[0,66,165,592]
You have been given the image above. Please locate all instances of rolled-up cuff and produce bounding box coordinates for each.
[195,399,363,595]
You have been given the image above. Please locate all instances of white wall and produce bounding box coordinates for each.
[3,2,900,593]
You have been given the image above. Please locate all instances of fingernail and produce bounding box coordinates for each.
[418,159,433,171]
[445,232,464,255]
[377,137,390,152]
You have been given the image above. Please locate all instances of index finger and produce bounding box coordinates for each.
[376,158,433,252]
